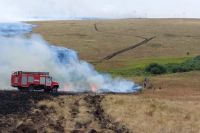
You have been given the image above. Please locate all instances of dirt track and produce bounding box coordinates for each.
[0,91,131,133]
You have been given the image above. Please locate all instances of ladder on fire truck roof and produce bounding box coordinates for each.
[17,71,50,75]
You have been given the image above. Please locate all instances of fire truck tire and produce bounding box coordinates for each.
[18,87,23,91]
[52,87,58,92]
[28,85,34,92]
[18,87,28,92]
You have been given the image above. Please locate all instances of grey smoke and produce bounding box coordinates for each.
[0,22,141,93]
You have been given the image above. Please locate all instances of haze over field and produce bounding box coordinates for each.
[0,0,199,21]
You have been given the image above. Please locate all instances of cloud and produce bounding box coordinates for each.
[0,0,199,21]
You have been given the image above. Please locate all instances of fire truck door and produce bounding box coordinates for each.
[22,75,27,85]
[14,77,18,84]
[40,77,46,85]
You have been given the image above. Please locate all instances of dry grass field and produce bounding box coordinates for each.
[1,19,198,132]
[102,94,200,133]
[31,19,200,70]
[102,72,200,133]
[30,19,200,133]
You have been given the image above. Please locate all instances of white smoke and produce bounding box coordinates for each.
[0,22,141,93]
[0,22,35,36]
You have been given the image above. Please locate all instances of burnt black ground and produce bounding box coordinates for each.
[0,90,136,115]
[0,91,60,115]
[0,91,133,133]
[84,95,131,133]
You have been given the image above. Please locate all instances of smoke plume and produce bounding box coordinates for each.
[0,22,35,36]
[0,22,141,93]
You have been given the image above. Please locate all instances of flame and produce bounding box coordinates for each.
[63,84,71,92]
[90,84,98,93]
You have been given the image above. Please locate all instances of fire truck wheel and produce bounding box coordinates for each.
[18,87,24,91]
[28,85,34,92]
[52,87,58,92]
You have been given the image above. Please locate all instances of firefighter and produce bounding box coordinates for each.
[143,77,150,89]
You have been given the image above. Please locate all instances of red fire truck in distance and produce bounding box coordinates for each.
[11,71,59,92]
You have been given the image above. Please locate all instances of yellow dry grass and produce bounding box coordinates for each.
[102,95,200,133]
[101,71,200,133]
[37,96,80,131]
[36,95,107,132]
[31,19,200,69]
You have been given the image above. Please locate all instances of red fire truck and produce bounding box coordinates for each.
[11,71,59,92]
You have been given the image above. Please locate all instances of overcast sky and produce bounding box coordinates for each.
[0,0,199,21]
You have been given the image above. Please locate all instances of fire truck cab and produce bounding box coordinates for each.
[11,71,59,92]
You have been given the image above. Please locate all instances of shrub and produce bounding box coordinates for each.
[167,55,200,73]
[170,65,192,73]
[145,63,167,74]
[193,55,200,61]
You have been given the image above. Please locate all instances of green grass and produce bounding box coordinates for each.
[99,57,191,77]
